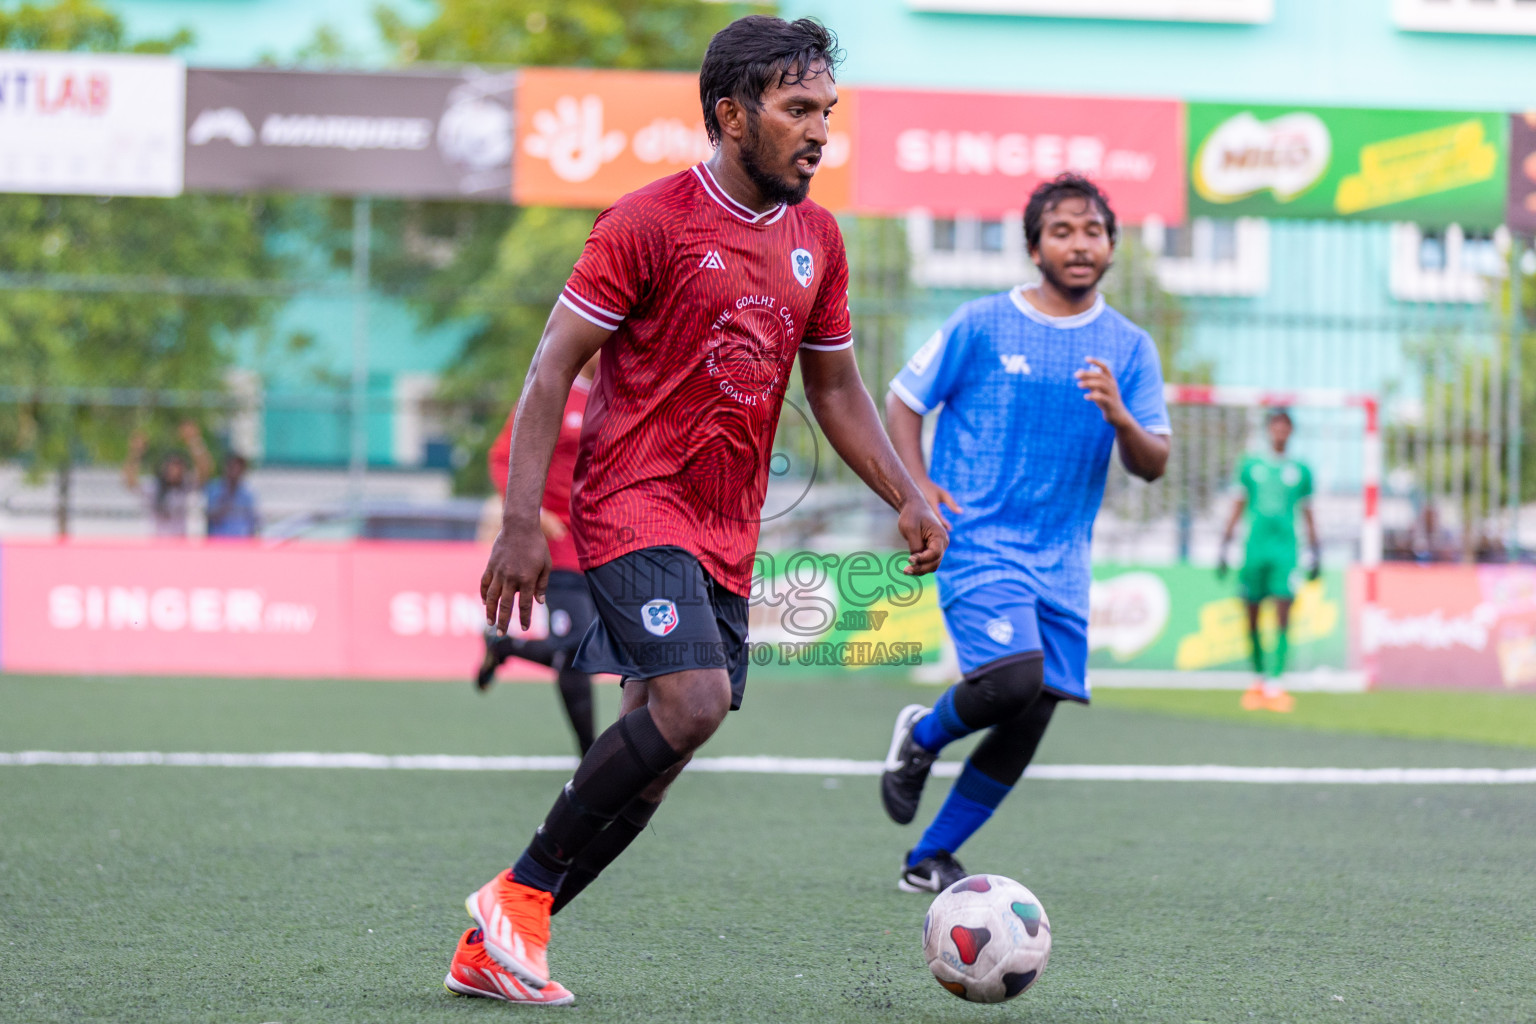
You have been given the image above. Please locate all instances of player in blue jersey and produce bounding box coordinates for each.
[879,174,1171,892]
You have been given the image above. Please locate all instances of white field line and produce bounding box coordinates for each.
[1,751,1534,784]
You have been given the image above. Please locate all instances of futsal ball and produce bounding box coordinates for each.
[923,874,1051,1003]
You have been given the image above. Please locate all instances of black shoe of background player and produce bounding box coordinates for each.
[898,850,968,893]
[475,630,507,692]
[881,703,938,825]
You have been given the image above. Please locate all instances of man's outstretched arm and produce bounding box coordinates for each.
[800,347,948,575]
[481,304,610,632]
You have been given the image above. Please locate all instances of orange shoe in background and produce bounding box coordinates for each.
[1240,681,1267,711]
[444,927,574,1005]
[1260,686,1295,713]
[466,869,554,989]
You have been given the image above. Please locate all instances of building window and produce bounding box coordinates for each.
[906,0,1273,23]
[932,218,957,252]
[1393,0,1536,35]
[907,210,1036,289]
[1390,223,1510,303]
[978,219,1005,253]
[1143,217,1269,297]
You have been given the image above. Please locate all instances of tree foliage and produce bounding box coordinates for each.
[364,0,767,493]
[377,0,759,69]
[0,0,283,494]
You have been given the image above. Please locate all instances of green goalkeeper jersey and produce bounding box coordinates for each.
[1236,453,1313,561]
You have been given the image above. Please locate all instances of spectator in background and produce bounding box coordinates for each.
[205,453,259,538]
[122,421,213,537]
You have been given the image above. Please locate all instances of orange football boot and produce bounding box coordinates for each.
[1240,681,1267,711]
[444,928,574,1005]
[467,869,554,988]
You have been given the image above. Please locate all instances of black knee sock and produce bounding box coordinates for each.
[551,795,661,915]
[950,655,1045,731]
[512,706,681,892]
[496,634,560,668]
[968,693,1060,787]
[556,669,596,756]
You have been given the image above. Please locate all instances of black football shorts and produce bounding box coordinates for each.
[571,545,751,710]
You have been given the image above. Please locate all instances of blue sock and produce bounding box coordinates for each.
[911,688,972,753]
[510,847,567,894]
[908,760,1013,866]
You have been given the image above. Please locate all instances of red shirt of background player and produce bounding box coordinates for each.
[557,163,852,595]
[487,376,590,573]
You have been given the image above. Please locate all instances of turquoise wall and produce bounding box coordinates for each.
[781,0,1536,109]
[107,0,416,66]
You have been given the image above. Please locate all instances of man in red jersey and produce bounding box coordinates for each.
[474,355,600,757]
[453,17,947,1005]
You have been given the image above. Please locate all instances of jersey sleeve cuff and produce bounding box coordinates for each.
[559,289,624,331]
[888,378,933,415]
[1144,423,1173,436]
[801,331,853,352]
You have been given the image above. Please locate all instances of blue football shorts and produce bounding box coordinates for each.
[942,580,1090,703]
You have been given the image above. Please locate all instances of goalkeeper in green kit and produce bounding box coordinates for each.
[1217,409,1320,714]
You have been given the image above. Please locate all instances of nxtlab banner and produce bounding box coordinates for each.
[184,68,514,200]
[0,52,185,197]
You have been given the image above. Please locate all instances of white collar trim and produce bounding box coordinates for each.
[692,163,787,225]
[1009,286,1106,329]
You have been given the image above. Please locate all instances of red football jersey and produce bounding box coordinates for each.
[560,163,852,595]
[488,376,590,573]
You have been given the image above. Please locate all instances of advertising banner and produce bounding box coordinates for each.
[853,87,1185,222]
[1364,564,1536,691]
[345,543,546,680]
[1188,102,1507,226]
[513,67,854,211]
[0,540,547,680]
[1510,112,1536,235]
[0,52,184,196]
[0,540,347,677]
[1088,564,1348,672]
[184,68,514,200]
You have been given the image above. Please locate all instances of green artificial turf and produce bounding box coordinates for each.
[1094,687,1536,749]
[2,674,1535,1023]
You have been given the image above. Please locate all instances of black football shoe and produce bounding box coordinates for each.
[475,629,506,692]
[898,850,969,894]
[881,704,938,825]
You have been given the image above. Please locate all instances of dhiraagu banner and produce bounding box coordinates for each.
[1187,102,1506,227]
[1088,564,1348,672]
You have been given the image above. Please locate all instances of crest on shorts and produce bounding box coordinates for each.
[985,617,1014,645]
[641,598,679,637]
[791,248,814,288]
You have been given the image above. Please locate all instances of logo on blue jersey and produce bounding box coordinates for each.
[985,617,1014,644]
[641,599,679,636]
[790,248,814,288]
[999,353,1032,375]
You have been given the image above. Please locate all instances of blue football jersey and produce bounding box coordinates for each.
[890,287,1170,621]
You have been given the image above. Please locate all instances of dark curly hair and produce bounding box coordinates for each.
[1024,173,1119,252]
[699,16,843,147]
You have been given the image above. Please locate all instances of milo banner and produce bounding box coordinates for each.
[1088,564,1347,672]
[1188,102,1507,227]
[743,554,1348,675]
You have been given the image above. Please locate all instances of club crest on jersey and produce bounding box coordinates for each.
[641,599,679,637]
[985,617,1014,645]
[790,248,814,288]
[1000,353,1032,375]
